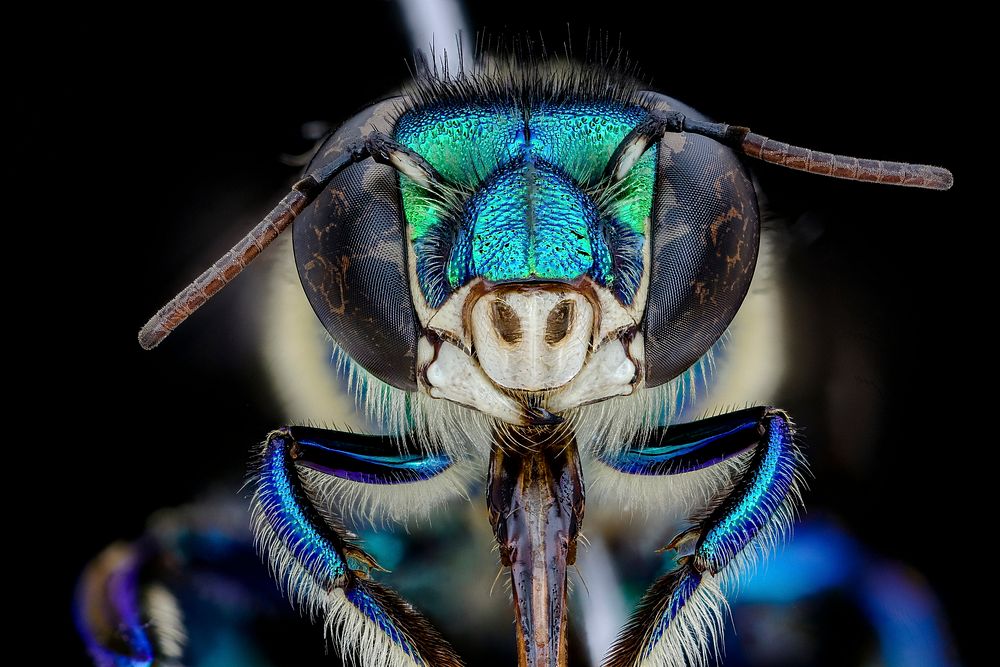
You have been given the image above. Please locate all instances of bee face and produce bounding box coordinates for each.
[293,68,759,423]
[98,22,954,667]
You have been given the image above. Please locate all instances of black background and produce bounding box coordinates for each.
[17,3,980,664]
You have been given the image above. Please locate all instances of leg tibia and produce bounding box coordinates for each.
[252,428,463,667]
[694,409,801,574]
[603,407,805,667]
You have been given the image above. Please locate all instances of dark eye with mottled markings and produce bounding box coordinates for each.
[641,92,760,387]
[290,92,761,394]
[127,40,952,667]
[291,92,760,393]
[293,98,420,390]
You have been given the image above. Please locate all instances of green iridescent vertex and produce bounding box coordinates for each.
[394,100,655,306]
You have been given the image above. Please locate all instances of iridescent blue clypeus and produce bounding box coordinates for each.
[695,412,796,573]
[394,100,656,307]
[449,155,609,287]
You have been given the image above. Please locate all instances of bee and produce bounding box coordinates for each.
[75,26,952,667]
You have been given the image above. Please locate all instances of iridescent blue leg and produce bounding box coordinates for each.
[75,540,158,667]
[601,407,804,667]
[252,427,464,667]
[75,500,281,667]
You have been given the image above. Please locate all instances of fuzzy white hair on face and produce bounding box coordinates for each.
[259,226,793,665]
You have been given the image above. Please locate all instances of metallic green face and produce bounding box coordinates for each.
[394,101,656,308]
[291,84,759,408]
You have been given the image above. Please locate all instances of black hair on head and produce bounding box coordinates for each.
[400,30,654,113]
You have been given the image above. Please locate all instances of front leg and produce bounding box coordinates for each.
[252,427,465,667]
[599,407,806,667]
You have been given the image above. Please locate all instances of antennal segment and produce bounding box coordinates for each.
[138,133,444,350]
[605,109,953,191]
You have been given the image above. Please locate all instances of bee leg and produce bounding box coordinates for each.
[600,407,805,667]
[75,499,276,667]
[252,427,464,667]
[76,539,164,667]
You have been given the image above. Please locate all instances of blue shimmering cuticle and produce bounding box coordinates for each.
[609,420,758,475]
[348,586,422,664]
[75,544,155,667]
[697,415,794,566]
[295,436,452,485]
[449,156,609,285]
[528,102,649,188]
[393,105,525,188]
[395,100,655,306]
[330,449,452,477]
[260,438,426,661]
[261,437,346,581]
[646,569,702,655]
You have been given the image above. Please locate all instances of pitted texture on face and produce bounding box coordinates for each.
[394,101,655,308]
[451,156,607,286]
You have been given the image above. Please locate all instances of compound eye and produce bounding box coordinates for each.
[293,98,419,391]
[642,94,760,387]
